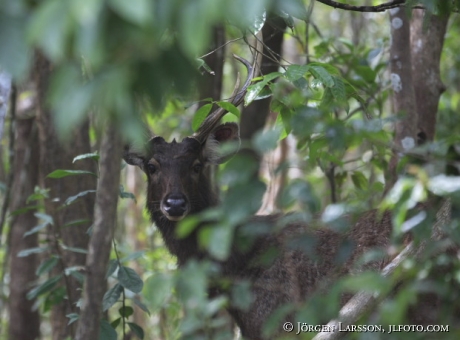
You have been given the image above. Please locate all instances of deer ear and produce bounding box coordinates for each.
[123,145,145,169]
[204,122,240,164]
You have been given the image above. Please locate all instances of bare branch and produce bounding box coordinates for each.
[316,0,408,12]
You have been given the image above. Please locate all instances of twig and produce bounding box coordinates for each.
[316,0,410,13]
[305,0,316,64]
[199,37,243,59]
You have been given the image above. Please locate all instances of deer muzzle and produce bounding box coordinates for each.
[161,194,189,221]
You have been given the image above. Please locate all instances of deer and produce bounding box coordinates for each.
[123,55,454,339]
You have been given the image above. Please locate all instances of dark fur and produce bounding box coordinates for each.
[124,125,394,339]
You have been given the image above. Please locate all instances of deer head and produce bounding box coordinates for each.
[123,55,255,222]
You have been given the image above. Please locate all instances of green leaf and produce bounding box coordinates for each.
[65,266,85,283]
[73,152,100,163]
[119,306,134,318]
[195,58,213,74]
[99,319,117,340]
[331,76,346,100]
[278,10,295,28]
[27,0,73,61]
[192,104,212,132]
[249,11,266,35]
[245,82,266,106]
[351,171,368,190]
[9,205,41,217]
[119,185,136,202]
[245,72,281,106]
[319,88,334,110]
[120,250,145,263]
[309,65,334,87]
[64,219,92,227]
[47,169,97,179]
[0,13,30,80]
[177,215,200,238]
[110,317,121,329]
[49,65,96,138]
[132,298,151,316]
[66,313,79,325]
[284,64,309,82]
[144,273,174,310]
[118,266,144,294]
[17,246,50,257]
[252,127,282,154]
[103,283,123,311]
[205,224,233,261]
[279,106,292,136]
[128,322,145,340]
[35,212,54,225]
[27,275,62,300]
[27,187,50,202]
[23,222,48,237]
[60,244,88,254]
[278,0,309,20]
[64,190,96,206]
[106,259,119,278]
[231,280,253,311]
[108,0,153,25]
[216,101,240,118]
[36,256,60,276]
[308,62,341,76]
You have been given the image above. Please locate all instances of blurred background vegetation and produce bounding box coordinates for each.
[0,0,460,339]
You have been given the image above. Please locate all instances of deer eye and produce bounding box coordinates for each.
[147,163,157,174]
[193,163,202,174]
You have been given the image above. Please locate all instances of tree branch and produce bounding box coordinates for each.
[316,0,411,12]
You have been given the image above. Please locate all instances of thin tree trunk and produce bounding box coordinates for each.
[0,74,13,239]
[76,121,123,340]
[410,10,449,142]
[0,72,11,140]
[386,8,418,190]
[8,109,41,340]
[122,165,146,339]
[33,51,96,339]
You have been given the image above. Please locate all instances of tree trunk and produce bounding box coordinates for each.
[33,51,96,340]
[76,121,123,340]
[410,10,449,142]
[386,8,418,190]
[8,111,41,340]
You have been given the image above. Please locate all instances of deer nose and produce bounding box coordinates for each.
[163,195,188,218]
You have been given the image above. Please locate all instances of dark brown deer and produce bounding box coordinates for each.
[122,56,444,339]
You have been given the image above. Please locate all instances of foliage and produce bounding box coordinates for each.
[1,0,460,340]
